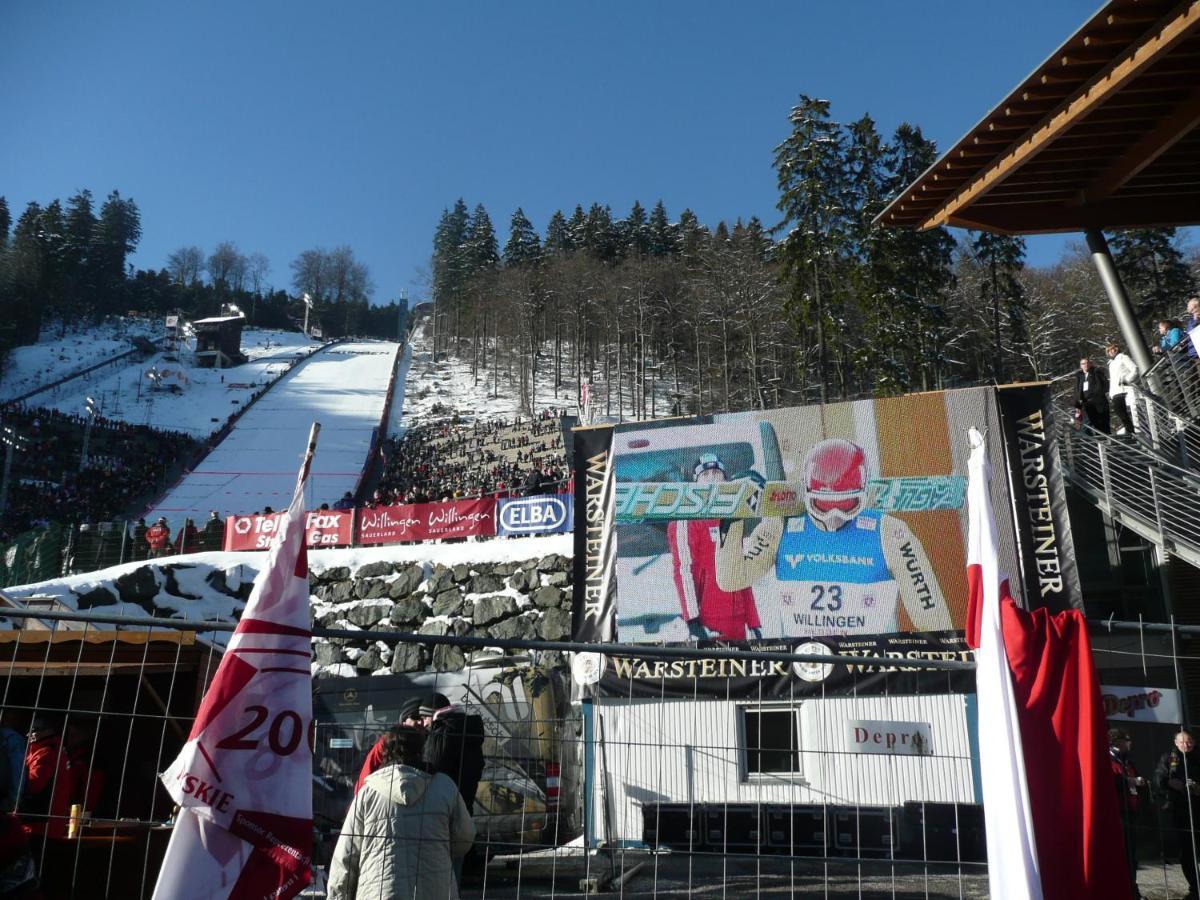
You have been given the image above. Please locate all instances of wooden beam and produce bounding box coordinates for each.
[927,2,1200,229]
[1079,85,1200,202]
[934,194,1200,233]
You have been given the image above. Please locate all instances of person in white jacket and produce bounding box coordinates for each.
[328,726,476,900]
[1106,342,1140,435]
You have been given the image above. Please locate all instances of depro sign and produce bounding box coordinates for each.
[846,719,934,757]
[497,496,574,536]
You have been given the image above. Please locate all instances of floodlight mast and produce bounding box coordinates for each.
[0,424,31,516]
[80,396,99,472]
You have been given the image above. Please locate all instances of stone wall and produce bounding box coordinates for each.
[309,553,573,678]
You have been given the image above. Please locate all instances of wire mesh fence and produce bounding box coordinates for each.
[0,608,1197,898]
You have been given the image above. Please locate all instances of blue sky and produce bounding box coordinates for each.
[3,1,1117,304]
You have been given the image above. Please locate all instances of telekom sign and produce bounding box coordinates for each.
[224,510,354,551]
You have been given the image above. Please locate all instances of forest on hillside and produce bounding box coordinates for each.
[429,98,1198,416]
[0,191,406,371]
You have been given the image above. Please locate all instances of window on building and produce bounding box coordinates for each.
[740,706,801,778]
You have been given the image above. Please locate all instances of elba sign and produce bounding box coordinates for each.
[497,495,574,536]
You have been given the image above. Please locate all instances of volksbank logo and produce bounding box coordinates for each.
[499,497,569,534]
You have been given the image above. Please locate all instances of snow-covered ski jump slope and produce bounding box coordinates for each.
[147,341,401,528]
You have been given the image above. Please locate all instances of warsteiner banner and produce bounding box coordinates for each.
[573,632,975,700]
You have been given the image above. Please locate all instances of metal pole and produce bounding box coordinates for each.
[1085,228,1155,375]
[0,443,12,516]
[79,417,93,472]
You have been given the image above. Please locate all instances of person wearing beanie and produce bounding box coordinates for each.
[354,694,447,795]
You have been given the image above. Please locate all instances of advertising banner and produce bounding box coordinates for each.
[355,497,496,545]
[572,425,617,642]
[573,632,974,700]
[599,388,1023,647]
[224,509,354,551]
[1100,685,1182,724]
[497,495,574,536]
[995,384,1082,612]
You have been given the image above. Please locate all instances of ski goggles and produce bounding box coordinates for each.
[808,491,862,513]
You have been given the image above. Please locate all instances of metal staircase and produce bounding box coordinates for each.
[1053,406,1200,569]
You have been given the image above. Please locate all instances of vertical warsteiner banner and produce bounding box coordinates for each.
[995,384,1081,613]
[570,386,1078,699]
[571,425,616,642]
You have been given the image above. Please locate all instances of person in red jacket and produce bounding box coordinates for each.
[19,718,71,840]
[353,695,447,794]
[668,454,761,642]
[173,518,199,554]
[1109,728,1146,899]
[145,517,172,558]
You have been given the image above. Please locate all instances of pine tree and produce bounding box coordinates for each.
[621,200,650,256]
[94,190,141,313]
[503,208,542,267]
[463,203,499,273]
[676,208,708,257]
[0,197,10,250]
[1109,227,1196,324]
[63,189,98,322]
[566,205,587,250]
[647,200,674,256]
[877,123,957,390]
[579,204,618,262]
[773,95,849,402]
[544,210,572,256]
[971,230,1027,383]
[431,199,471,314]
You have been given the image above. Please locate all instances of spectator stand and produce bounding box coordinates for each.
[377,409,570,505]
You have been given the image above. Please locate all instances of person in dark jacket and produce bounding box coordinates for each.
[1075,357,1111,434]
[1156,730,1200,898]
[422,706,485,813]
[1109,728,1145,898]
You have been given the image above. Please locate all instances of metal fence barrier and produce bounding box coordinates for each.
[0,607,1196,898]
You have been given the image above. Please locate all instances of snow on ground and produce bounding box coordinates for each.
[400,321,579,427]
[2,533,573,646]
[146,341,400,528]
[30,328,322,437]
[0,317,161,402]
[384,339,412,439]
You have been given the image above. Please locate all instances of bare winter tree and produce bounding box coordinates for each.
[247,252,270,295]
[206,241,244,295]
[290,249,329,302]
[165,246,204,286]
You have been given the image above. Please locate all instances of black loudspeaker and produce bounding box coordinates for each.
[641,803,704,851]
[897,802,986,862]
[829,806,897,859]
[764,805,827,856]
[703,804,763,851]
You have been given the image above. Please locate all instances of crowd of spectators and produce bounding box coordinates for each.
[375,409,570,505]
[0,404,199,544]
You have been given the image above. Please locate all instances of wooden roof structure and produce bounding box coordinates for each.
[878,0,1200,234]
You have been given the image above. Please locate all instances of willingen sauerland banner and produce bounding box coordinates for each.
[570,384,1080,699]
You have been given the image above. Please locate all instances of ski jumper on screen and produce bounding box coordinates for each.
[668,453,761,641]
[716,438,951,639]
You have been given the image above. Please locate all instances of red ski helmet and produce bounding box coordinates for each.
[804,438,868,531]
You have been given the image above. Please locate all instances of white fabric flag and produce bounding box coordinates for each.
[153,427,318,900]
[966,428,1043,900]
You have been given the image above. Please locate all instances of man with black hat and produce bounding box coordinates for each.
[354,693,447,794]
[1109,728,1145,898]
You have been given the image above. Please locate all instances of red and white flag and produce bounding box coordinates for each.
[966,427,1131,900]
[153,426,320,900]
[965,428,1042,900]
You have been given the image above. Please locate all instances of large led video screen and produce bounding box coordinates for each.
[606,388,1021,645]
